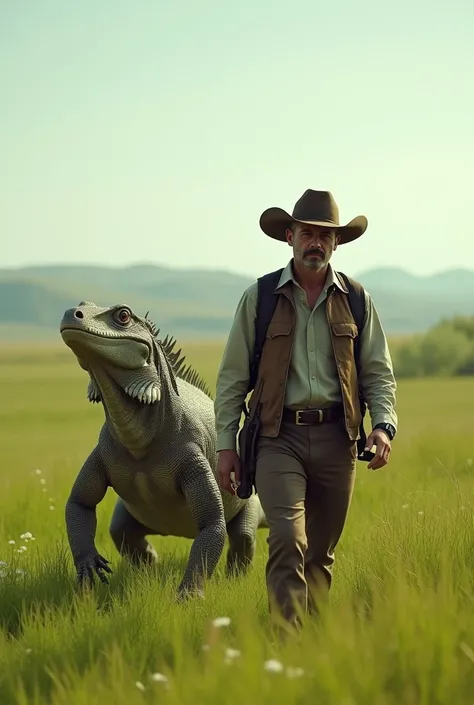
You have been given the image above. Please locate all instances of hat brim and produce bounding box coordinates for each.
[259,207,368,245]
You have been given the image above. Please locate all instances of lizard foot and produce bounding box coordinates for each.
[76,553,112,588]
[175,582,205,603]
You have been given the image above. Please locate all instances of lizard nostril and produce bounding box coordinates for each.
[74,310,84,319]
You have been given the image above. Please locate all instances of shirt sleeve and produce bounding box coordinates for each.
[358,290,398,432]
[214,283,258,451]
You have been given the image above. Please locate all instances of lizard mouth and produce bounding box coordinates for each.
[61,328,161,405]
[60,323,145,343]
[60,327,153,370]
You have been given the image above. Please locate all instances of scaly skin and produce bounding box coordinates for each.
[60,301,266,599]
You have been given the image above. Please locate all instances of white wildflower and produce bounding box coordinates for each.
[26,648,32,654]
[0,561,7,567]
[224,647,241,664]
[286,666,304,678]
[418,511,424,516]
[34,469,42,475]
[402,504,409,509]
[8,540,15,545]
[150,672,168,684]
[40,478,46,485]
[225,647,241,659]
[212,616,231,628]
[49,506,55,511]
[264,659,284,673]
[135,681,145,691]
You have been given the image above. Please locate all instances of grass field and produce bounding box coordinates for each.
[1,342,474,704]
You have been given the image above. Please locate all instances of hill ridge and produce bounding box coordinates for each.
[1,263,474,342]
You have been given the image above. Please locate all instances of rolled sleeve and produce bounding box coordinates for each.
[358,291,398,431]
[214,283,258,451]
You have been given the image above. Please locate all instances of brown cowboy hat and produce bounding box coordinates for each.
[259,189,368,245]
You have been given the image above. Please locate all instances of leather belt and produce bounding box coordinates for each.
[282,405,343,425]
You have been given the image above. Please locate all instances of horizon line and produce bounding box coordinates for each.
[1,260,474,280]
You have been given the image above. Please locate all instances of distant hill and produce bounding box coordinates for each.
[0,263,473,342]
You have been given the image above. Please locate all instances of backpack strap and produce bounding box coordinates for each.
[248,268,284,393]
[335,271,366,371]
[335,271,369,458]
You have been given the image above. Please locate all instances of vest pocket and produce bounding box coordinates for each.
[330,322,358,338]
[266,320,292,339]
[330,322,358,364]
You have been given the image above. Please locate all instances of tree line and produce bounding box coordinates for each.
[389,315,474,378]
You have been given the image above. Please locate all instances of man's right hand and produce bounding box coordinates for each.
[217,449,241,495]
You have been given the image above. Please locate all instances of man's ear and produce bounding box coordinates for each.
[285,227,293,246]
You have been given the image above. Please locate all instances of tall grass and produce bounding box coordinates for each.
[1,343,474,704]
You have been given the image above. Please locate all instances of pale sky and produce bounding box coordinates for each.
[1,0,473,279]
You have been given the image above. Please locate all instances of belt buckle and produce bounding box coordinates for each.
[295,409,323,425]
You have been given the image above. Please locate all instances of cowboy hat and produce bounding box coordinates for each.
[259,189,368,245]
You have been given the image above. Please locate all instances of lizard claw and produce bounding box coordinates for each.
[77,554,112,588]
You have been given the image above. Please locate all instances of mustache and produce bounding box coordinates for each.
[303,247,325,257]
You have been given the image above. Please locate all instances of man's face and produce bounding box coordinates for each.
[285,222,339,270]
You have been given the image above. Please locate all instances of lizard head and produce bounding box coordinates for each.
[59,300,169,405]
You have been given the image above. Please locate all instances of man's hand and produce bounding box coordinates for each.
[217,449,241,495]
[365,428,391,470]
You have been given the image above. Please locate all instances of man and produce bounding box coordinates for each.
[214,189,397,627]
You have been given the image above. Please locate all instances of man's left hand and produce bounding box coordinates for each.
[365,429,391,470]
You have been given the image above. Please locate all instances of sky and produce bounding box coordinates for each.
[1,0,473,280]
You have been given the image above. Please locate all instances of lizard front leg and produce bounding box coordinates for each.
[176,455,227,600]
[65,446,112,586]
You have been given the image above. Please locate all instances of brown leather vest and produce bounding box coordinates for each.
[248,281,362,440]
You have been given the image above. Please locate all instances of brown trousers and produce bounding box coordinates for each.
[255,416,357,626]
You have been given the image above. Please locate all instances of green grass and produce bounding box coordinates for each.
[1,342,474,704]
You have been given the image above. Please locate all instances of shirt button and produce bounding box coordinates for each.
[311,375,315,379]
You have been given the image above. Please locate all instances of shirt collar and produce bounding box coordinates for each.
[275,260,348,293]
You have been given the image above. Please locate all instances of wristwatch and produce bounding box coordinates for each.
[373,423,396,441]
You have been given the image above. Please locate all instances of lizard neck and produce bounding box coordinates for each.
[85,340,181,460]
[94,370,159,459]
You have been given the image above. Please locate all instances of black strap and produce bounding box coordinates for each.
[247,268,283,393]
[335,271,369,457]
[335,271,366,371]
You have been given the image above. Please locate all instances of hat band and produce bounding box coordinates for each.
[293,216,339,226]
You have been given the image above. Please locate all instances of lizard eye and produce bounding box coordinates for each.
[114,307,132,325]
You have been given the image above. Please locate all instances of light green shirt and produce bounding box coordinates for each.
[214,260,398,451]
